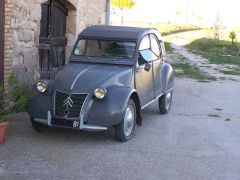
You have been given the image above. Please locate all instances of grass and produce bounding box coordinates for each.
[220,66,240,75]
[172,55,216,81]
[187,38,240,55]
[154,23,200,36]
[208,114,220,118]
[111,21,201,36]
[164,42,174,53]
[173,63,216,81]
[186,34,240,65]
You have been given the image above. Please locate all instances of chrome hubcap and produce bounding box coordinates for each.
[123,105,135,137]
[165,92,172,110]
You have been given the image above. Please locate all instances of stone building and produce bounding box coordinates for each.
[0,0,109,90]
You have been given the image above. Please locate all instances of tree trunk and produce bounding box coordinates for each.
[121,7,124,25]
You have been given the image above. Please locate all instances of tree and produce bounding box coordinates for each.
[111,0,135,25]
[176,10,181,16]
[212,14,224,41]
[229,31,237,47]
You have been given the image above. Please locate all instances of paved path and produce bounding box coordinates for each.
[1,78,240,180]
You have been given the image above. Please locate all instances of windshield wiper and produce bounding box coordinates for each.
[100,53,117,61]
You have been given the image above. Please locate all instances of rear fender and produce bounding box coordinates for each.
[161,63,174,94]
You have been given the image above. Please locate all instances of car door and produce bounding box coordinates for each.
[135,35,156,107]
[150,35,163,97]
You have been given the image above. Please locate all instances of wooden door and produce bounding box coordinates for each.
[39,0,68,78]
[0,0,4,85]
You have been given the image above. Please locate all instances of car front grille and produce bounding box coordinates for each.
[55,91,88,119]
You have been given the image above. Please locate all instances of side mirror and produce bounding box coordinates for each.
[144,62,152,72]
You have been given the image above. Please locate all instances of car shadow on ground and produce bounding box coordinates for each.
[6,113,115,143]
[6,103,167,144]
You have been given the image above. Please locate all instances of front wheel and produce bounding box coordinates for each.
[31,118,49,132]
[114,99,136,142]
[159,91,173,114]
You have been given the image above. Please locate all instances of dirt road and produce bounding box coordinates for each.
[166,30,240,81]
[0,31,240,179]
[0,78,240,180]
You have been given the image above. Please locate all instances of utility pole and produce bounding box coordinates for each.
[186,0,189,24]
[105,0,110,25]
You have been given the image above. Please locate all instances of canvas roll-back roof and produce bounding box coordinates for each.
[79,25,152,41]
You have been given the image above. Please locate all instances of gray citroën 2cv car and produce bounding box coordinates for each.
[27,26,174,142]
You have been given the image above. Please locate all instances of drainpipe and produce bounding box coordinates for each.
[0,0,5,85]
[105,0,110,25]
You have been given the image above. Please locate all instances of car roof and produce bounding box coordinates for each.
[79,25,160,41]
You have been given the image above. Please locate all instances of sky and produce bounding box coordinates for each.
[111,0,240,27]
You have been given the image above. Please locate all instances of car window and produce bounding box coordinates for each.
[139,49,158,62]
[74,39,136,59]
[138,35,158,65]
[139,36,150,51]
[138,52,147,66]
[150,36,160,57]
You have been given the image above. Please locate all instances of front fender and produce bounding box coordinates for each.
[162,63,174,93]
[27,92,52,120]
[87,86,135,127]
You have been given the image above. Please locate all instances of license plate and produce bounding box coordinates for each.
[72,121,80,128]
[52,118,80,129]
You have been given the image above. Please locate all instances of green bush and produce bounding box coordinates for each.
[0,85,4,111]
[0,113,7,122]
[0,75,35,114]
[8,75,35,113]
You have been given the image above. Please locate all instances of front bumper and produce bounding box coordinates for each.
[28,87,129,131]
[33,111,107,131]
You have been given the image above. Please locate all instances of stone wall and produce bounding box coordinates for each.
[4,0,107,86]
[11,0,41,85]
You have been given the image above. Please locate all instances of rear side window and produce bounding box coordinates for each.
[138,35,159,63]
[150,36,160,57]
[139,36,150,51]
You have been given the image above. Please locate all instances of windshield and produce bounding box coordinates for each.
[74,39,136,59]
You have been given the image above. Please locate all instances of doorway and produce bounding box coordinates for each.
[39,0,68,78]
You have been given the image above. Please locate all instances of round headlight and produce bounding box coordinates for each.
[94,88,107,99]
[37,81,47,93]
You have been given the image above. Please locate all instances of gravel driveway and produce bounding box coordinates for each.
[1,78,240,180]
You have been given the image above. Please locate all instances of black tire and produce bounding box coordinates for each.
[31,118,49,132]
[159,91,172,114]
[114,99,136,142]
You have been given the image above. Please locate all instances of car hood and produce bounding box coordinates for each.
[54,62,133,93]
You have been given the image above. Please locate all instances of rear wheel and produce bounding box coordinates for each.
[159,91,172,114]
[31,118,48,132]
[115,99,136,142]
